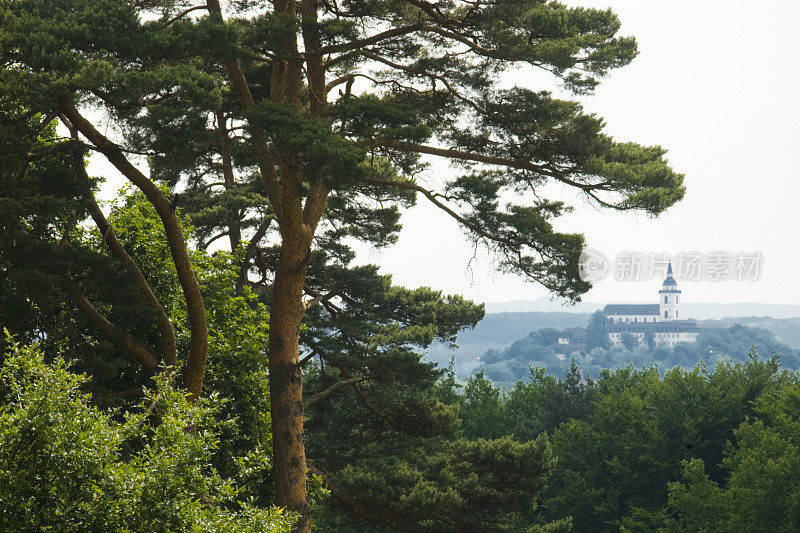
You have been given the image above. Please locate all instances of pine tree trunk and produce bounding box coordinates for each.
[206,2,324,527]
[269,237,310,532]
[59,101,208,401]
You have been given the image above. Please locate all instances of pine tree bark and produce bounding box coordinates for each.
[206,2,328,528]
[269,233,311,531]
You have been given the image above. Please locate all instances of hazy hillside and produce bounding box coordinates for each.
[427,311,592,376]
[484,299,602,314]
[721,316,800,348]
[486,298,800,319]
[428,307,800,377]
[478,323,800,385]
[456,311,593,344]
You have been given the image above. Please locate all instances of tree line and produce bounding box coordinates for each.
[456,353,800,531]
[5,327,799,531]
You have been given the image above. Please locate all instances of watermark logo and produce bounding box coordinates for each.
[578,248,610,283]
[579,251,763,283]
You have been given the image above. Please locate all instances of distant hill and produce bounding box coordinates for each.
[476,322,800,386]
[721,316,800,348]
[427,305,800,378]
[427,311,591,377]
[485,298,800,319]
[684,303,800,320]
[456,311,593,345]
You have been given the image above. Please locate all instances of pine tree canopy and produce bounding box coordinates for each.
[0,0,684,528]
[0,0,684,300]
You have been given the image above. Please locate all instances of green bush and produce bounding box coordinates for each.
[0,337,293,533]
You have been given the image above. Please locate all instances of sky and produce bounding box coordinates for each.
[89,1,800,308]
[352,0,800,307]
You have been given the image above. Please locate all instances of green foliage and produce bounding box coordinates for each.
[0,337,292,532]
[461,370,509,439]
[0,0,688,527]
[505,362,596,440]
[456,347,790,531]
[1,179,278,504]
[309,357,567,531]
[299,270,565,531]
[586,309,611,350]
[300,274,544,530]
[108,190,277,500]
[663,381,800,532]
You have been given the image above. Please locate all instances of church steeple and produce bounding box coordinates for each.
[663,262,677,287]
[659,262,681,320]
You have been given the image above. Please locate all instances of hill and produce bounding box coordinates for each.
[427,308,800,379]
[477,323,800,386]
[426,311,592,376]
[721,316,800,348]
[486,298,800,319]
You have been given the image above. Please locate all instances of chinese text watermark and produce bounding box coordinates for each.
[578,249,763,283]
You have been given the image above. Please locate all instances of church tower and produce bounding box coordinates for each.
[659,262,681,321]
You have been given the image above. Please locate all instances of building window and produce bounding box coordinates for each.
[664,296,668,304]
[664,311,668,318]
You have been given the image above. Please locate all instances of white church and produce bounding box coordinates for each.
[604,263,700,348]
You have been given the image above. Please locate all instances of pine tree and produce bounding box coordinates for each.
[0,1,684,527]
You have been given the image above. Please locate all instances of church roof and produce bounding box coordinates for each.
[603,304,661,316]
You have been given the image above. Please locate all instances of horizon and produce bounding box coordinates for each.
[483,297,800,320]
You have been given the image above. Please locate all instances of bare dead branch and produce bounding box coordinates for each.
[165,5,207,26]
[304,377,363,408]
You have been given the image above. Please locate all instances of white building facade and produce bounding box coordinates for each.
[604,263,700,348]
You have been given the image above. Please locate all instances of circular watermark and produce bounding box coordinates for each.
[578,247,610,283]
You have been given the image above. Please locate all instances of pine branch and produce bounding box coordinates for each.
[304,377,363,408]
[307,466,401,530]
[63,278,160,375]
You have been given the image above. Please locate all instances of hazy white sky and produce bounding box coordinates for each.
[358,0,800,307]
[90,1,800,307]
